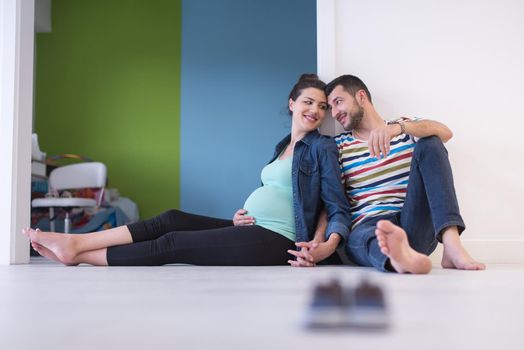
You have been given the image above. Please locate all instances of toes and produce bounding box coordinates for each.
[375,228,386,238]
[445,259,487,271]
[463,264,477,270]
[467,262,486,270]
[376,220,396,231]
[22,227,37,235]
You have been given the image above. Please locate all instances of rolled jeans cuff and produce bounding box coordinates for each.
[435,220,466,243]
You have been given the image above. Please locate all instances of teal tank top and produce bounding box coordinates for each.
[243,156,295,241]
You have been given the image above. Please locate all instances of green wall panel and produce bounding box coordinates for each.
[35,0,181,220]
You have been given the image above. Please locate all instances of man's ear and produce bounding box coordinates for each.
[356,90,367,106]
[288,98,295,112]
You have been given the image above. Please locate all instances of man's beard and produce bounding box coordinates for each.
[345,107,364,131]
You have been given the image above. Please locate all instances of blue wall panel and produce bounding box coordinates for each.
[181,0,317,218]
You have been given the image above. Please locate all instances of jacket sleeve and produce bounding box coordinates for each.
[318,137,351,244]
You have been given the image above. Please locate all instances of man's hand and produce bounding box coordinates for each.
[368,124,401,159]
[232,209,255,226]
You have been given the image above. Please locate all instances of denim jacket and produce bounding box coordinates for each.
[269,130,351,244]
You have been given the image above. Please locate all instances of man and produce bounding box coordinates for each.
[290,75,484,273]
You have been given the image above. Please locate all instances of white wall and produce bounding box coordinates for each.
[318,0,524,262]
[0,0,35,264]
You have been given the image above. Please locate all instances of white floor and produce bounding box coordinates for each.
[1,259,524,350]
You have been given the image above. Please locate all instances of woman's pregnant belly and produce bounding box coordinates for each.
[243,185,295,241]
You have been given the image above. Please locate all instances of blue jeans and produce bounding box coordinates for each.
[344,136,465,272]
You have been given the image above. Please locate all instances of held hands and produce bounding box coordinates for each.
[287,240,319,267]
[287,234,340,267]
[367,124,401,159]
[232,209,255,226]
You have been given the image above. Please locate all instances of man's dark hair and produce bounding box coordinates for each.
[325,75,372,103]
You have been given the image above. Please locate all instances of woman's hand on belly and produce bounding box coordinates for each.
[233,209,256,226]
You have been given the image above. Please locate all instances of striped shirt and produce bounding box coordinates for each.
[334,121,417,228]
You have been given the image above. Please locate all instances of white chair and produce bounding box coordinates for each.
[32,162,107,233]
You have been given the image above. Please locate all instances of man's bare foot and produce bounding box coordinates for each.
[375,220,432,274]
[22,227,78,265]
[441,227,486,270]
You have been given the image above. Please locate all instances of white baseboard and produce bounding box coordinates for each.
[429,240,524,265]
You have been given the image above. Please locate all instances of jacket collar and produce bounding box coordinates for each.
[277,129,320,150]
[300,130,320,146]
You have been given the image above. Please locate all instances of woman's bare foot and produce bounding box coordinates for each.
[23,228,63,263]
[375,220,432,274]
[441,227,486,270]
[31,241,61,264]
[31,238,59,262]
[22,227,78,265]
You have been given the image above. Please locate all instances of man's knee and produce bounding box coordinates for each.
[414,135,447,156]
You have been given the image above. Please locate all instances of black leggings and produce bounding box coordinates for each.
[106,209,296,266]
